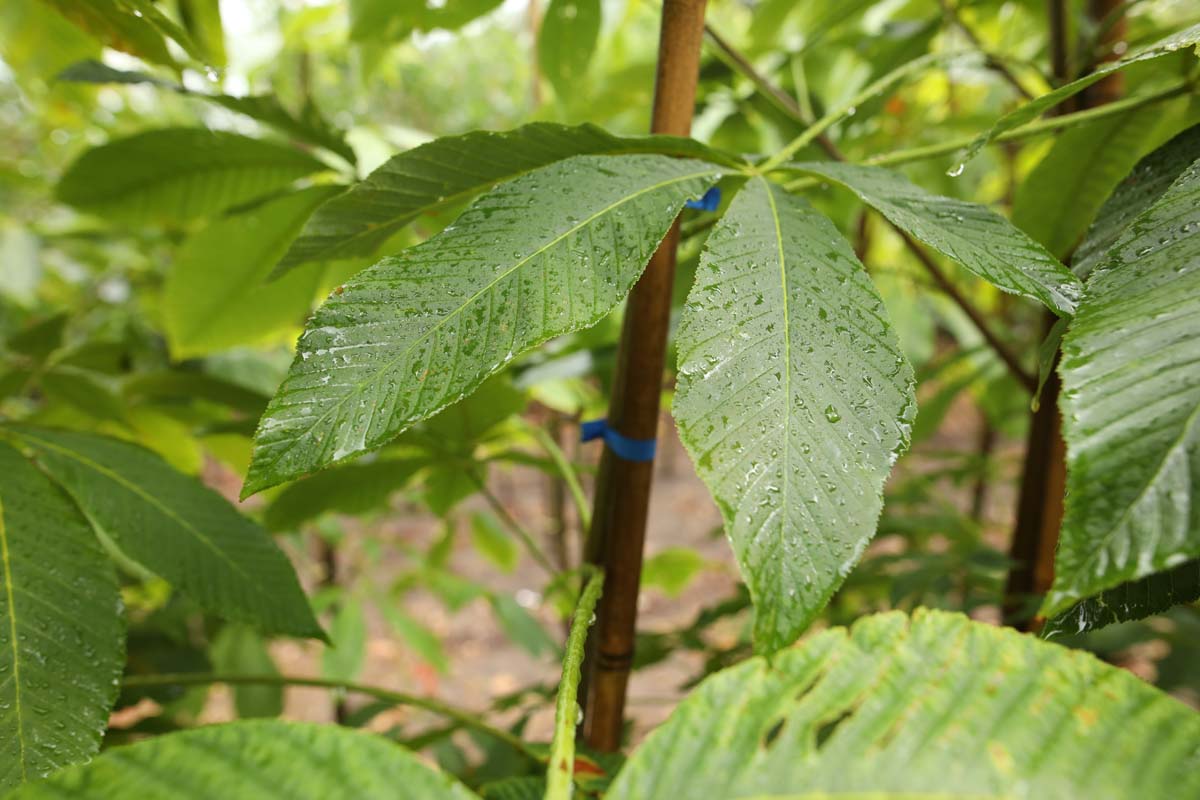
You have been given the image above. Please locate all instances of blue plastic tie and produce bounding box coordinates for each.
[685,186,721,212]
[581,419,657,462]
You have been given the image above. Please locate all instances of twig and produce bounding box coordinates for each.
[121,672,537,759]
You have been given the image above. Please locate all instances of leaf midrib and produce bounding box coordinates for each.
[252,164,718,485]
[14,431,264,604]
[0,496,27,782]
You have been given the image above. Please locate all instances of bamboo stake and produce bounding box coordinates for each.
[581,0,707,752]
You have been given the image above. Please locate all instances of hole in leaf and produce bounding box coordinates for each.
[815,710,853,747]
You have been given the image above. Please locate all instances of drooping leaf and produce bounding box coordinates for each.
[1073,123,1200,280]
[1042,150,1200,618]
[957,22,1200,167]
[56,128,327,225]
[163,186,339,358]
[244,154,721,496]
[6,426,322,639]
[209,624,282,718]
[674,178,915,653]
[606,609,1200,799]
[275,123,738,271]
[0,442,123,794]
[470,512,520,573]
[178,0,225,68]
[1013,105,1174,259]
[9,720,479,799]
[264,458,421,531]
[57,60,355,164]
[791,161,1081,315]
[1044,559,1200,639]
[539,0,602,100]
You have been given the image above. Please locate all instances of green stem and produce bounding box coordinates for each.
[470,470,559,576]
[759,51,966,173]
[525,421,592,531]
[544,567,605,800]
[121,672,536,759]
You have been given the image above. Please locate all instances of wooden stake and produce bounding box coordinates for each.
[581,0,707,752]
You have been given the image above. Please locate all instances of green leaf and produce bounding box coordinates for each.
[606,609,1200,799]
[1044,559,1200,639]
[322,599,367,683]
[163,186,339,359]
[6,426,322,639]
[957,22,1200,168]
[380,605,449,673]
[8,720,479,799]
[264,458,421,531]
[1042,149,1200,618]
[1013,106,1172,259]
[122,370,270,417]
[39,0,177,68]
[675,178,915,653]
[0,442,123,794]
[791,161,1082,315]
[490,594,557,659]
[57,61,355,164]
[178,0,225,68]
[641,547,707,597]
[348,0,504,42]
[275,123,738,271]
[210,625,282,718]
[56,128,327,225]
[470,512,520,573]
[545,568,603,800]
[244,154,721,495]
[539,0,601,100]
[1073,124,1200,280]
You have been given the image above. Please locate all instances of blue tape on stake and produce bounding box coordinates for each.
[581,419,657,462]
[684,186,721,211]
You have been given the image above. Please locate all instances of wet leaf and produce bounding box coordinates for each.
[0,442,123,794]
[275,123,738,271]
[1044,559,1200,639]
[56,128,327,225]
[1043,142,1200,619]
[8,720,479,799]
[244,154,720,495]
[791,161,1081,315]
[6,426,322,639]
[674,178,915,653]
[607,610,1200,799]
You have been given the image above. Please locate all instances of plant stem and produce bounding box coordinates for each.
[938,0,1035,99]
[121,673,536,759]
[470,470,558,576]
[581,0,707,753]
[545,567,604,800]
[526,420,592,531]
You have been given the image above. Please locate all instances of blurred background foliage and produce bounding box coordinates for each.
[1,0,1198,786]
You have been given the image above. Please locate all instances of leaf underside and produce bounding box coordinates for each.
[1044,558,1200,639]
[674,177,915,653]
[275,122,737,271]
[1043,148,1200,618]
[8,426,322,639]
[9,720,478,800]
[245,154,720,495]
[0,442,123,794]
[792,161,1081,315]
[606,610,1200,800]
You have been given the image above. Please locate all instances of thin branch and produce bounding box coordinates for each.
[469,469,559,576]
[121,672,537,759]
[938,0,1035,99]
